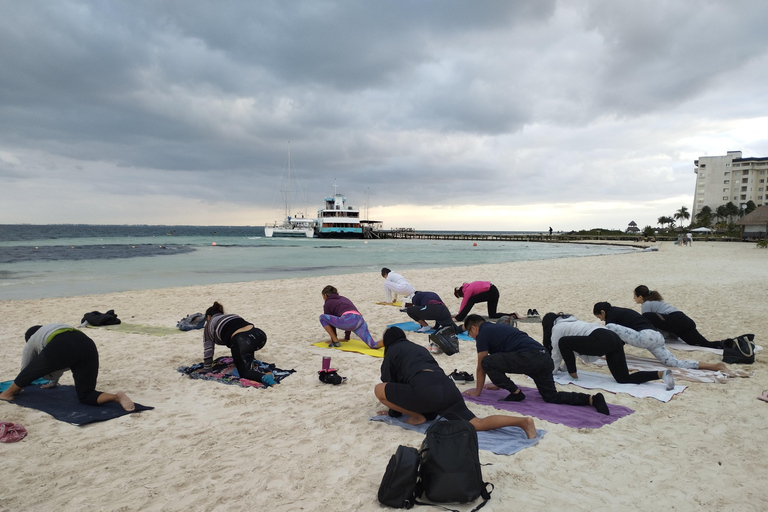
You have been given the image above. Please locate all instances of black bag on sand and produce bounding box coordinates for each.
[378,445,421,509]
[428,326,460,356]
[722,336,755,364]
[419,417,493,509]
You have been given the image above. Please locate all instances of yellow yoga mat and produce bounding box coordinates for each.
[375,301,403,307]
[312,339,384,358]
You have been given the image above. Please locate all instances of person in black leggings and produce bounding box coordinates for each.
[453,281,510,321]
[373,326,537,438]
[203,301,275,386]
[541,313,674,389]
[0,324,135,410]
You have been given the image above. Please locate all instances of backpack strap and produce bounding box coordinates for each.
[467,482,494,512]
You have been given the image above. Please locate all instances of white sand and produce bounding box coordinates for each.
[1,241,766,511]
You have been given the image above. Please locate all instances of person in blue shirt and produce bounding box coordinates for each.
[405,291,459,333]
[462,314,609,415]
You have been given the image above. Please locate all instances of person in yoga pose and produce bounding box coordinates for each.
[593,302,729,373]
[453,281,510,321]
[0,324,135,410]
[406,291,458,333]
[541,313,675,390]
[633,285,754,349]
[462,314,610,415]
[203,302,276,386]
[320,285,381,349]
[374,326,537,438]
[381,268,415,303]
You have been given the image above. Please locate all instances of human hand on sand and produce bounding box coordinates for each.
[463,389,481,397]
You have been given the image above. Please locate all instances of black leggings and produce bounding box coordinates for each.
[385,371,475,421]
[455,285,507,321]
[481,350,591,406]
[406,304,457,331]
[559,329,659,384]
[642,311,722,349]
[14,330,103,406]
[229,327,268,382]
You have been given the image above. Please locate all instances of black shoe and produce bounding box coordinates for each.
[449,370,465,384]
[501,390,526,402]
[592,393,610,415]
[460,371,474,383]
[318,370,345,385]
[531,309,540,317]
[526,309,533,316]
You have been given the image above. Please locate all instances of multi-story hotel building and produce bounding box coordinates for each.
[693,151,768,217]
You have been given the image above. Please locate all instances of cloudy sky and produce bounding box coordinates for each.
[2,0,768,231]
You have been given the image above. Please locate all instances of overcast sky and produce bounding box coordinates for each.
[2,0,768,231]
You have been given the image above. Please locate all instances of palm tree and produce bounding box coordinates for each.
[716,205,728,224]
[674,206,690,228]
[657,215,674,230]
[695,205,713,228]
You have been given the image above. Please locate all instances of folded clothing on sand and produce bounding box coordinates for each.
[370,415,545,456]
[2,384,152,426]
[0,422,28,443]
[463,386,633,429]
[178,356,295,387]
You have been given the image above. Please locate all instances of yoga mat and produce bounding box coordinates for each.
[311,339,384,358]
[553,370,686,402]
[1,378,48,393]
[463,386,633,429]
[178,357,295,387]
[86,323,181,336]
[370,415,545,456]
[4,384,152,426]
[387,321,474,342]
[376,301,403,307]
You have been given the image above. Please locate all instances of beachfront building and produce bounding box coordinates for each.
[693,151,768,218]
[735,205,768,240]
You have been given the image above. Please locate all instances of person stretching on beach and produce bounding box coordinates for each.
[542,313,675,389]
[453,281,511,322]
[407,290,460,333]
[593,302,730,373]
[374,326,537,438]
[381,268,415,304]
[0,324,135,410]
[462,314,610,415]
[320,285,381,349]
[633,285,754,349]
[203,302,276,386]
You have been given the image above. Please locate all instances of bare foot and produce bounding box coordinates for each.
[521,417,537,439]
[405,413,427,426]
[0,391,16,402]
[116,391,135,412]
[377,410,389,416]
[484,383,500,390]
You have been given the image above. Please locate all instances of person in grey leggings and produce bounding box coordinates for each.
[592,302,729,373]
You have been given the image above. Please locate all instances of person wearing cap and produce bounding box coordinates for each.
[0,323,135,410]
[203,301,276,386]
[374,326,537,438]
[381,268,415,303]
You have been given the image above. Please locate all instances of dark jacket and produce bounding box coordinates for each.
[605,306,655,332]
[381,336,445,384]
[323,294,359,317]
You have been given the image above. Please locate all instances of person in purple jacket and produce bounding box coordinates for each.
[319,285,381,348]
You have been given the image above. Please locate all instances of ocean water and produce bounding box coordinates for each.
[0,225,635,300]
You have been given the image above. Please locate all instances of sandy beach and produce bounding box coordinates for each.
[1,241,766,511]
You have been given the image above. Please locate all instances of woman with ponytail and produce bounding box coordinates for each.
[633,285,753,349]
[202,301,275,386]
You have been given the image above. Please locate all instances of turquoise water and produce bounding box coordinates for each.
[0,226,635,300]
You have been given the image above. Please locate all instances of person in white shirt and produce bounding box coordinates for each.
[381,268,415,303]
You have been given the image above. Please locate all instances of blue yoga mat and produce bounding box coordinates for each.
[2,383,153,426]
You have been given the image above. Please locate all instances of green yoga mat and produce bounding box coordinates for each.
[86,323,181,336]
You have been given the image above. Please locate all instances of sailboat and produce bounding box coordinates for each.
[264,146,316,238]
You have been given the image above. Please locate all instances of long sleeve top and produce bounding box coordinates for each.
[21,323,75,386]
[381,337,445,384]
[203,314,250,368]
[457,281,491,313]
[640,300,680,315]
[411,291,444,306]
[549,316,601,373]
[605,306,655,332]
[323,294,360,317]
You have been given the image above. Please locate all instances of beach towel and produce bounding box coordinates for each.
[553,370,686,402]
[593,354,751,384]
[0,422,27,443]
[176,313,206,331]
[85,323,181,336]
[2,384,153,426]
[664,339,764,356]
[387,321,474,342]
[370,415,545,456]
[177,356,296,387]
[311,339,384,358]
[463,386,634,429]
[0,378,48,393]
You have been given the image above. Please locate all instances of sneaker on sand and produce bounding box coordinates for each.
[429,342,443,354]
[449,369,465,384]
[662,369,675,391]
[416,325,432,333]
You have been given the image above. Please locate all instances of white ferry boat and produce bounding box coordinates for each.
[315,184,363,238]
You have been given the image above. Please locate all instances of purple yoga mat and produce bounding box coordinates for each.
[464,386,634,429]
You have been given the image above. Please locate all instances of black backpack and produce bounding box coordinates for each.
[419,417,492,507]
[428,325,460,356]
[378,445,421,509]
[378,417,492,511]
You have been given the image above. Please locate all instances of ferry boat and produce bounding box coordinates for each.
[264,146,316,238]
[315,184,363,238]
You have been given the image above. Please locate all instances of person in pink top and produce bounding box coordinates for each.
[453,281,510,321]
